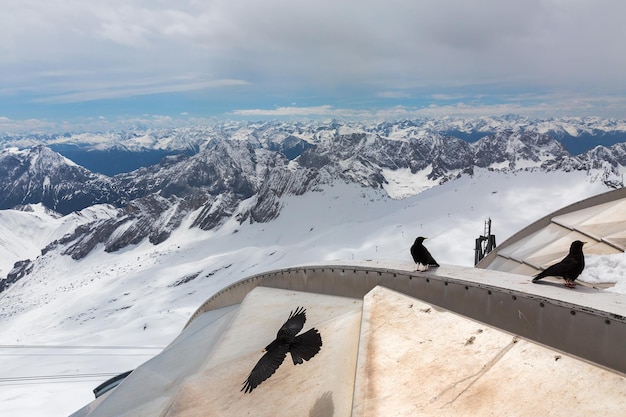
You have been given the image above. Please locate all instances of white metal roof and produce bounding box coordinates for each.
[70,284,626,417]
[477,187,626,276]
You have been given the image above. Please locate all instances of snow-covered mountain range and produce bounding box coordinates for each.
[0,117,626,416]
[1,119,625,290]
[0,117,625,176]
[3,116,626,154]
[0,168,623,417]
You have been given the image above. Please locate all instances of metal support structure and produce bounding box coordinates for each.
[474,218,497,265]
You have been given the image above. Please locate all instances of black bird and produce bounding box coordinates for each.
[532,240,586,289]
[242,306,322,393]
[410,236,440,271]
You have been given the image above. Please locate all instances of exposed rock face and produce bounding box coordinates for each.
[1,260,34,292]
[0,146,123,214]
[1,121,625,293]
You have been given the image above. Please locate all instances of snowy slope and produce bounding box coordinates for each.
[0,205,62,276]
[0,204,117,277]
[0,169,621,417]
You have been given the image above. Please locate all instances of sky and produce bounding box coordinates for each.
[1,0,626,132]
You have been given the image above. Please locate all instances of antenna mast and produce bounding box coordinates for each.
[474,218,497,266]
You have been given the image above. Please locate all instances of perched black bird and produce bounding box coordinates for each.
[241,306,322,393]
[532,240,586,289]
[411,236,440,271]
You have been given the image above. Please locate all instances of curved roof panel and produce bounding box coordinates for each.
[71,285,626,417]
[476,187,626,277]
[70,262,626,417]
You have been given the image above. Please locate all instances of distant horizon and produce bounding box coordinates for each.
[3,116,626,176]
[2,111,626,136]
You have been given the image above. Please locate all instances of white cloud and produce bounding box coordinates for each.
[0,0,625,118]
[232,92,626,121]
[31,78,248,104]
[233,105,336,117]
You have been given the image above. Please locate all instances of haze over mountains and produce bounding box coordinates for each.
[2,116,626,174]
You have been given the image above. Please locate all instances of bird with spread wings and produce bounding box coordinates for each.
[242,306,322,393]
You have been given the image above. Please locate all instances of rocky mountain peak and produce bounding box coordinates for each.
[0,122,625,288]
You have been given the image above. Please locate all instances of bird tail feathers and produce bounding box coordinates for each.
[532,271,546,282]
[290,328,322,365]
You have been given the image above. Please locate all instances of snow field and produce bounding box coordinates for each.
[0,168,620,417]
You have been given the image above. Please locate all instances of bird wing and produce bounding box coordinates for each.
[423,247,439,266]
[410,244,420,263]
[411,244,428,264]
[289,328,322,365]
[411,244,439,266]
[241,344,289,393]
[278,306,307,337]
[534,255,580,280]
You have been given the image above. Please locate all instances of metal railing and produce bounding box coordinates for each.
[185,263,626,375]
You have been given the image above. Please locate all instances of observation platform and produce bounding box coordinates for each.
[71,261,626,417]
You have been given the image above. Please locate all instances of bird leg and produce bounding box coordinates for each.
[415,263,428,272]
[564,281,576,289]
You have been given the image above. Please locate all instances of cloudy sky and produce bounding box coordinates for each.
[1,0,625,131]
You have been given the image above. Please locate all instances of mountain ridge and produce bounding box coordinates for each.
[2,116,626,163]
[0,122,625,292]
